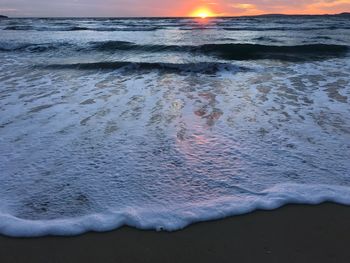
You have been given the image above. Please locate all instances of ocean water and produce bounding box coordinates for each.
[0,16,350,237]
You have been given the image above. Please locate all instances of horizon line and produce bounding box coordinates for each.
[2,12,349,19]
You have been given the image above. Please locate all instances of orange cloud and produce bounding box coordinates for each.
[229,3,262,15]
[305,0,350,13]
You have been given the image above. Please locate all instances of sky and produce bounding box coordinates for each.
[0,0,349,17]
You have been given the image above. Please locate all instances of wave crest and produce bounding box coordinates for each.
[2,41,348,61]
[43,61,247,73]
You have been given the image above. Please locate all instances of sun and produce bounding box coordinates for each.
[190,7,215,19]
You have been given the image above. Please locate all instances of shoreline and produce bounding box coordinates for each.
[1,202,350,262]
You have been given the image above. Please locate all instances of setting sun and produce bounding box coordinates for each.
[190,7,215,18]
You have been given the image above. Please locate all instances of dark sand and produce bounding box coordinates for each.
[1,203,350,263]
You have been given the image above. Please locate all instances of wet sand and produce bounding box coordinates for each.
[1,202,350,263]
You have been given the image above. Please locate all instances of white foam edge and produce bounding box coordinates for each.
[1,183,350,237]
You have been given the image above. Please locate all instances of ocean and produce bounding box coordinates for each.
[0,16,350,237]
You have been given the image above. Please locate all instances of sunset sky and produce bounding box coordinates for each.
[0,0,349,17]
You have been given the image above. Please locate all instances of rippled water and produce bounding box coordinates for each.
[0,16,350,236]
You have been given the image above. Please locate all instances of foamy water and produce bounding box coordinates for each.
[0,16,350,237]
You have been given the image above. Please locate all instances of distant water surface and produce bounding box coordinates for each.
[0,16,350,237]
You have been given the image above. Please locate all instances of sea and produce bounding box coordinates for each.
[0,15,350,237]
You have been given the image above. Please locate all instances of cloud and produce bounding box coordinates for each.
[227,3,261,15]
[219,0,350,15]
[0,8,17,11]
[306,0,350,13]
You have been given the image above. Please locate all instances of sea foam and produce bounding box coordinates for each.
[1,184,350,237]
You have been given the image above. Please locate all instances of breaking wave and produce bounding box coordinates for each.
[43,61,247,73]
[2,41,348,61]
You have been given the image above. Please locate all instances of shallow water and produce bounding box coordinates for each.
[0,16,350,236]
